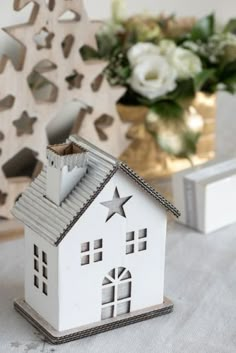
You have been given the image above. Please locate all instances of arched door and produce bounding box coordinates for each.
[101,267,132,320]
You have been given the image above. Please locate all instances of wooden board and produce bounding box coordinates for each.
[0,0,129,219]
[0,219,23,241]
[14,297,173,344]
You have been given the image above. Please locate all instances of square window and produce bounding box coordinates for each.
[42,251,47,265]
[101,305,114,320]
[139,229,147,239]
[34,275,39,288]
[94,239,103,250]
[126,231,135,242]
[81,255,89,266]
[94,252,102,263]
[126,244,134,255]
[118,282,131,301]
[102,286,115,305]
[117,301,130,316]
[43,266,48,279]
[34,244,38,258]
[138,241,147,252]
[42,282,48,296]
[81,242,89,253]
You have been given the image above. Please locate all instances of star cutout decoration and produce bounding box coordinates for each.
[65,70,84,89]
[101,187,132,222]
[33,27,55,50]
[13,111,37,136]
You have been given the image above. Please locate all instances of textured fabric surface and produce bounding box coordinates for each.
[0,221,235,353]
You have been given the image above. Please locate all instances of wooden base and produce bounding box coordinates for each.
[14,297,173,344]
[0,219,23,241]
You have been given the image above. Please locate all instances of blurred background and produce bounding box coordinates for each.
[0,0,236,222]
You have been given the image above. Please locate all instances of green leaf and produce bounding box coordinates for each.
[224,18,236,34]
[194,69,217,91]
[150,100,184,120]
[220,59,236,77]
[80,45,99,60]
[190,14,215,41]
[178,131,201,158]
[219,60,236,89]
[169,79,195,100]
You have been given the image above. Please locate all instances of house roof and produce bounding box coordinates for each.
[12,135,180,246]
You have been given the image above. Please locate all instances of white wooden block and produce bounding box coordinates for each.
[172,159,236,233]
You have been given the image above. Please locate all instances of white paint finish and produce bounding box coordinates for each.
[24,226,59,330]
[46,163,87,205]
[57,170,167,331]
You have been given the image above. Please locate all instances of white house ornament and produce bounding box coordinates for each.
[12,135,180,344]
[0,0,129,220]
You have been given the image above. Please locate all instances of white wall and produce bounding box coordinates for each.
[24,226,59,330]
[85,0,236,21]
[1,0,236,26]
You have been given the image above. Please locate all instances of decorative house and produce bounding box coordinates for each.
[12,135,180,344]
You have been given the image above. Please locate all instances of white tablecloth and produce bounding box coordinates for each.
[0,221,235,353]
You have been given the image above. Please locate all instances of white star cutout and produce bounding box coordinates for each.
[101,187,132,222]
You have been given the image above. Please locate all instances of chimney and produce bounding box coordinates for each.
[46,142,88,206]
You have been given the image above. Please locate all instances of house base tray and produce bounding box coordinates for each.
[14,297,173,345]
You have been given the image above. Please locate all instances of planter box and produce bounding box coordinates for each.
[119,93,216,180]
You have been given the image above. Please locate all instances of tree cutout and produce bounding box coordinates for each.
[61,34,74,58]
[33,27,54,50]
[91,74,104,92]
[0,191,7,206]
[58,10,81,23]
[13,111,37,136]
[95,114,114,141]
[0,0,129,219]
[65,70,84,89]
[0,95,15,112]
[2,148,39,178]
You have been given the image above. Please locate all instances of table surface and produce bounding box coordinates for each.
[0,221,235,353]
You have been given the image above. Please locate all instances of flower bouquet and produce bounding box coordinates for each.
[83,0,236,178]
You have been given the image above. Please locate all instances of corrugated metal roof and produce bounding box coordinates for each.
[12,136,180,246]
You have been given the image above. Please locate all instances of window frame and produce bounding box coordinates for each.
[126,228,147,255]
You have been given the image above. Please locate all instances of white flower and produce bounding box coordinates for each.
[185,107,204,133]
[129,55,177,100]
[127,43,160,67]
[158,129,184,155]
[112,0,127,23]
[146,110,160,124]
[171,47,202,79]
[159,39,177,57]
